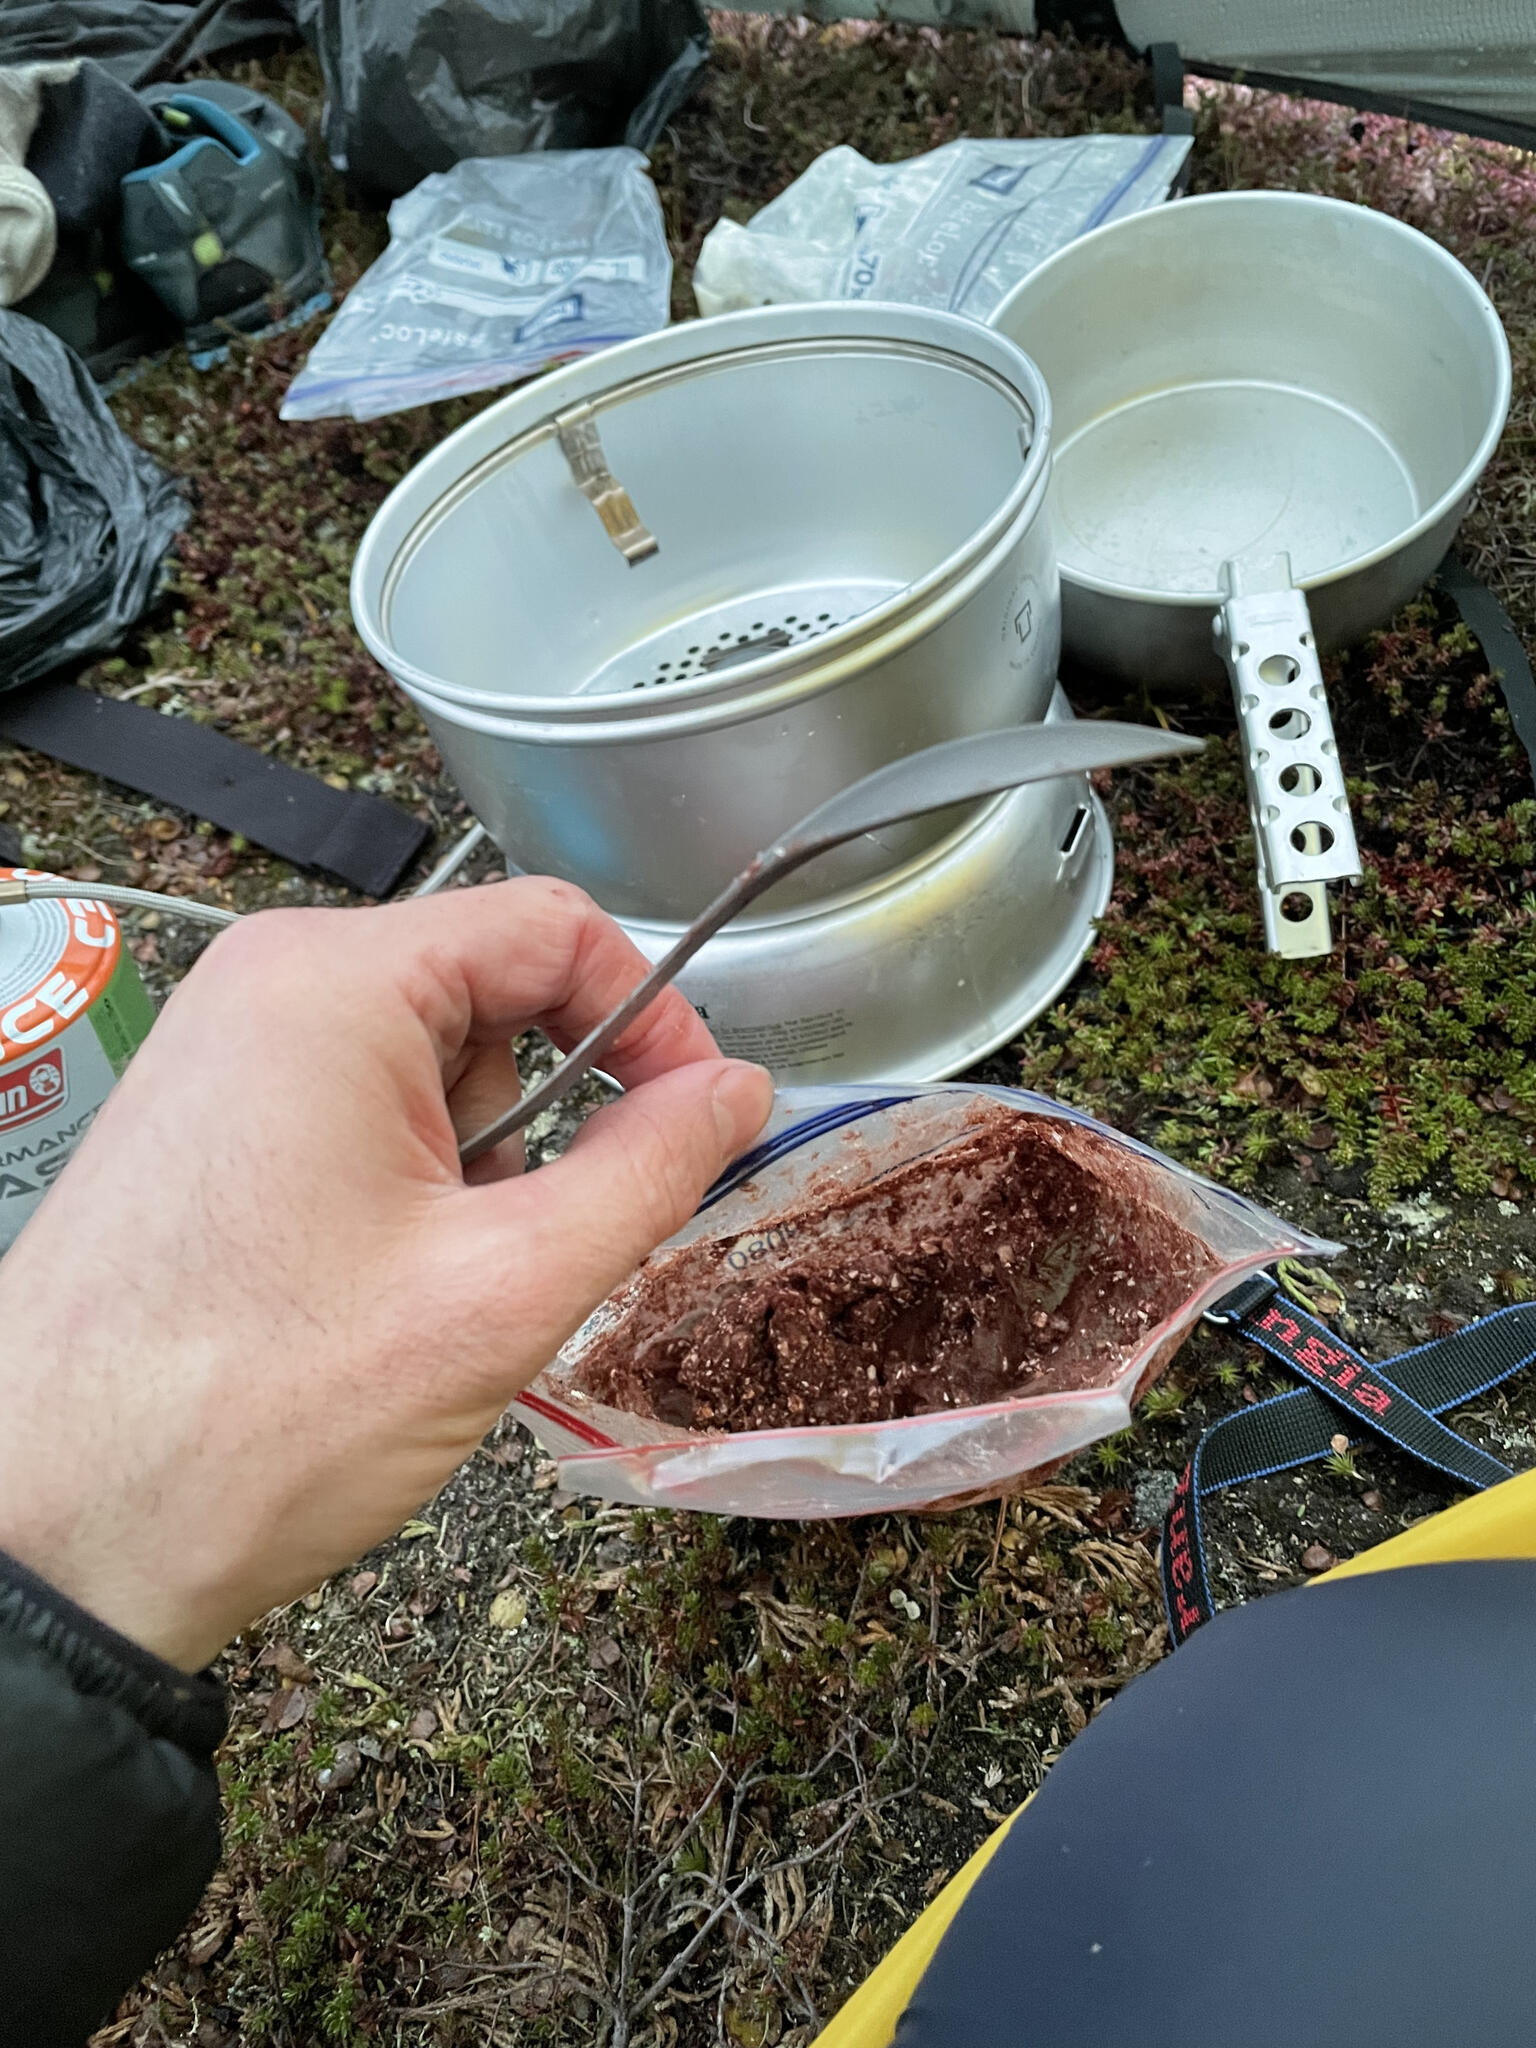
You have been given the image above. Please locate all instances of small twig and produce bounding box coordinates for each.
[988,1496,1008,1574]
[610,1776,645,2048]
[117,671,218,700]
[538,1830,608,1900]
[631,1754,729,1906]
[630,1808,864,2021]
[387,1957,610,2014]
[704,1892,823,2028]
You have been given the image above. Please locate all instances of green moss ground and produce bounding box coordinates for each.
[7,22,1526,2047]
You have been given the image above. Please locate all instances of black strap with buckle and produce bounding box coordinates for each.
[1162,1278,1536,1644]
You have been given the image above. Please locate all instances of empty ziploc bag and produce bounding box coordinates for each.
[515,1084,1335,1517]
[280,150,670,421]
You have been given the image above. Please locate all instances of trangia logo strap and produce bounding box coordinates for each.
[1161,1276,1536,1644]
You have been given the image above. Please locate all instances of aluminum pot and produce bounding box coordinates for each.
[352,304,1059,920]
[989,190,1510,692]
[614,689,1112,1083]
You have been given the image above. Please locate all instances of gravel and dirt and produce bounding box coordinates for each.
[3,19,1530,2047]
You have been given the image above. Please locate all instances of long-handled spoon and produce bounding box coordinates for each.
[459,719,1202,1163]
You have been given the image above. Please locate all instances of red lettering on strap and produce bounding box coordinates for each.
[1164,1470,1206,1636]
[1259,1307,1301,1346]
[1295,1334,1348,1376]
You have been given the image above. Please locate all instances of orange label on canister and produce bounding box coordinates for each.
[0,869,124,1068]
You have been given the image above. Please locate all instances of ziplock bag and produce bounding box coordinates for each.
[515,1085,1335,1517]
[692,134,1191,323]
[280,149,670,421]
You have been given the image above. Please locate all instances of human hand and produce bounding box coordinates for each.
[0,880,772,1671]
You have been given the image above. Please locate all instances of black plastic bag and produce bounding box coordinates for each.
[0,1,299,82]
[0,310,186,689]
[293,0,710,199]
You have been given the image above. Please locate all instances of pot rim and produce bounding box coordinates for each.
[352,303,1053,718]
[989,189,1513,612]
[396,481,1053,743]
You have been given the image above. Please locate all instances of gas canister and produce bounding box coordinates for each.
[0,870,154,1251]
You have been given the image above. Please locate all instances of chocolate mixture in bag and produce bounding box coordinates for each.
[573,1106,1218,1432]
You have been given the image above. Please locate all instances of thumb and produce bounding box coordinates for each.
[456,1058,773,1373]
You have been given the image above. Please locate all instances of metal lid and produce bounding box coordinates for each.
[0,870,123,1068]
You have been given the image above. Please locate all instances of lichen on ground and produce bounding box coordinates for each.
[4,21,1528,2048]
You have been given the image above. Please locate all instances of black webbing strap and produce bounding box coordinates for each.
[1147,42,1191,137]
[1162,1273,1536,1644]
[0,682,429,897]
[1438,552,1536,790]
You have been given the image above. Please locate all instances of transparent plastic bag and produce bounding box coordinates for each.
[515,1085,1335,1517]
[692,134,1192,323]
[280,149,671,422]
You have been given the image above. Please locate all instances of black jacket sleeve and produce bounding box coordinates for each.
[0,1550,228,2046]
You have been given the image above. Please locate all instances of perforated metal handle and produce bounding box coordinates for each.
[1215,554,1362,958]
